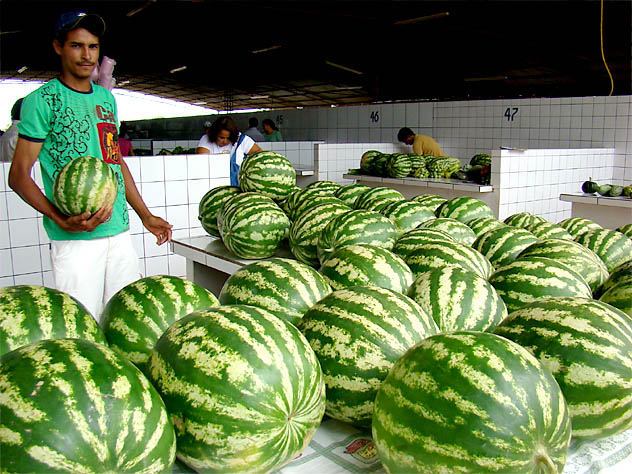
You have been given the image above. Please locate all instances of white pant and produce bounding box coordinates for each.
[51,231,141,324]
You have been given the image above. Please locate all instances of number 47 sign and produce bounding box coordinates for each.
[504,107,519,122]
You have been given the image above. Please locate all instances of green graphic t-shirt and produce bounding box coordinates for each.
[18,78,129,241]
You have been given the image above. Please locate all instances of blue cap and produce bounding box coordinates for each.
[54,11,106,38]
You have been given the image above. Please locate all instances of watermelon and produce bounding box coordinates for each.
[407,266,508,332]
[598,259,632,296]
[380,200,435,235]
[333,183,371,207]
[370,153,390,176]
[525,220,574,240]
[289,201,350,266]
[411,194,447,211]
[435,196,495,223]
[412,166,430,178]
[101,276,219,372]
[617,223,632,239]
[284,186,333,219]
[465,216,508,237]
[290,194,346,222]
[472,226,539,269]
[317,209,399,264]
[319,244,413,293]
[198,186,241,237]
[305,180,342,194]
[391,228,456,260]
[0,285,105,357]
[372,332,571,473]
[360,196,402,213]
[237,151,296,200]
[298,286,439,427]
[146,305,325,473]
[407,153,426,175]
[503,212,546,229]
[558,217,602,238]
[386,153,412,178]
[470,153,492,166]
[52,155,118,216]
[517,238,609,293]
[360,150,382,174]
[218,192,290,259]
[574,228,632,272]
[405,241,494,280]
[219,258,331,326]
[354,187,404,210]
[599,282,631,316]
[421,217,477,246]
[489,257,592,313]
[0,338,176,473]
[494,297,632,439]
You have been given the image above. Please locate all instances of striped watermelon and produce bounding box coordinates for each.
[598,259,632,296]
[333,183,371,207]
[421,217,477,246]
[407,153,426,175]
[0,285,105,357]
[289,201,350,266]
[517,238,609,293]
[101,276,219,372]
[503,212,546,229]
[558,217,602,238]
[361,196,402,213]
[219,258,331,325]
[617,223,632,239]
[386,153,412,178]
[525,220,574,240]
[380,200,435,235]
[319,244,413,293]
[407,266,508,332]
[237,151,296,200]
[472,226,539,268]
[52,155,118,216]
[373,332,571,473]
[411,194,446,211]
[574,228,632,272]
[370,153,390,176]
[305,180,342,194]
[435,196,495,223]
[405,241,494,280]
[465,216,508,237]
[489,257,592,313]
[284,186,332,218]
[599,282,631,316]
[218,192,290,259]
[198,186,241,237]
[360,150,382,174]
[317,209,399,264]
[298,286,438,427]
[290,193,346,222]
[354,187,404,210]
[494,297,632,439]
[0,338,176,473]
[391,228,456,260]
[146,305,325,473]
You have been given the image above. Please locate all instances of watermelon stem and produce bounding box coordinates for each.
[534,447,558,474]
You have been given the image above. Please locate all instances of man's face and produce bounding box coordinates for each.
[403,135,414,145]
[53,28,100,80]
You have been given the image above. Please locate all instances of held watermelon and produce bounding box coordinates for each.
[53,155,118,216]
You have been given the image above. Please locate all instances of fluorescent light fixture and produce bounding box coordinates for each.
[296,106,304,110]
[169,66,187,73]
[330,104,337,108]
[17,66,28,73]
[335,85,363,90]
[251,45,282,54]
[249,95,269,99]
[463,75,508,82]
[393,12,449,25]
[325,61,363,75]
[193,101,207,105]
[118,80,130,86]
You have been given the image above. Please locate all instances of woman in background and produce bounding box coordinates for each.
[262,118,283,142]
[118,122,134,156]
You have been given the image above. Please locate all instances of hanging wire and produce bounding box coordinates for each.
[600,0,614,95]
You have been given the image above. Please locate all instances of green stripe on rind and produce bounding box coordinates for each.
[238,151,297,201]
[380,200,435,235]
[489,256,593,313]
[558,217,602,238]
[421,218,477,246]
[435,197,495,223]
[218,192,291,259]
[219,258,332,326]
[472,226,539,268]
[392,228,456,260]
[317,210,399,265]
[517,238,609,293]
[290,195,348,224]
[333,184,371,207]
[102,276,219,371]
[407,266,508,332]
[411,194,447,211]
[285,187,335,220]
[372,332,571,474]
[354,187,404,210]
[53,156,118,216]
[305,180,342,194]
[494,297,632,439]
[503,212,546,229]
[599,283,632,316]
[289,202,350,266]
[405,241,494,280]
[298,286,439,427]
[598,260,632,296]
[319,244,413,294]
[574,228,632,273]
[526,221,574,240]
[0,338,176,473]
[465,217,508,237]
[617,223,632,239]
[198,186,241,237]
[146,305,325,473]
[0,285,105,357]
[386,154,412,178]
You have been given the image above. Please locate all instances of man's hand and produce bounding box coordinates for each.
[57,205,113,233]
[142,215,173,245]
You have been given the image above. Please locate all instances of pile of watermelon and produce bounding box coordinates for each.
[2,151,632,473]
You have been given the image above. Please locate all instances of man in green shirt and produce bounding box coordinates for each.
[8,11,172,321]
